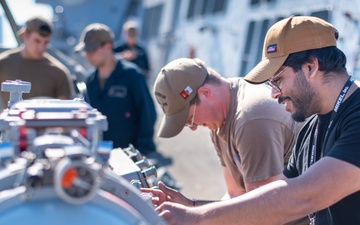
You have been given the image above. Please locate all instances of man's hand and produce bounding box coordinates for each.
[141,181,193,206]
[120,49,137,61]
[156,202,201,225]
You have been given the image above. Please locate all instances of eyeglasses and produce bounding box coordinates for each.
[266,66,288,92]
[185,103,196,127]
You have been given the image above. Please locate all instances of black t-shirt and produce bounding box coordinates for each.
[284,88,360,225]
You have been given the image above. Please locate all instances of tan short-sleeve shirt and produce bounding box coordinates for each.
[211,78,303,189]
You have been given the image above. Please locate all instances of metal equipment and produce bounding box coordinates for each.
[0,80,165,225]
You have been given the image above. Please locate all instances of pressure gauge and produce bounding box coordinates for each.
[54,157,100,204]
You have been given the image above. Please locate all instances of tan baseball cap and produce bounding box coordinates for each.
[74,23,114,52]
[154,58,208,138]
[244,16,338,84]
[18,16,53,37]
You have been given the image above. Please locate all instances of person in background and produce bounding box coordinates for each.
[154,16,360,225]
[114,21,151,81]
[142,57,308,225]
[0,16,75,109]
[74,23,157,156]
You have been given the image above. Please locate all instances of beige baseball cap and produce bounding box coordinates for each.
[244,16,338,84]
[18,16,53,37]
[74,23,114,52]
[154,58,208,138]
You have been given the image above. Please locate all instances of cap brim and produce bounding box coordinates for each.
[244,55,288,84]
[73,42,85,53]
[157,103,190,138]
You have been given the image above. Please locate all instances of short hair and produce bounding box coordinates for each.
[190,59,222,105]
[284,46,347,75]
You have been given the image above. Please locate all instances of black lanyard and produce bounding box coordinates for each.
[308,76,354,167]
[308,76,354,225]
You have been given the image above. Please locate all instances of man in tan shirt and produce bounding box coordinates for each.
[0,16,75,110]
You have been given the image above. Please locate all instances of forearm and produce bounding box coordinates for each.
[158,158,360,225]
[194,180,305,225]
[193,157,360,225]
[157,179,307,225]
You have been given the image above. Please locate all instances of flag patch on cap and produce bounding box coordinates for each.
[180,86,193,99]
[267,44,277,53]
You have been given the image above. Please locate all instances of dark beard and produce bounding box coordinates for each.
[280,70,315,122]
[291,103,309,122]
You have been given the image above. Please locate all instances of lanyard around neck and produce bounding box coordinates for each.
[308,76,354,167]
